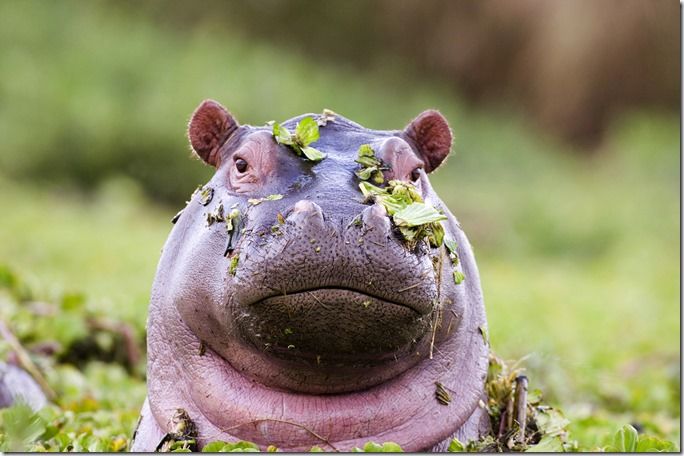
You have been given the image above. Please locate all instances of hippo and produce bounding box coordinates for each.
[131,100,490,452]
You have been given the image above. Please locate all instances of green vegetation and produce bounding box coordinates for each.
[0,0,678,452]
[272,117,325,162]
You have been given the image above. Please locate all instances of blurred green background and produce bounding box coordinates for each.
[0,0,679,450]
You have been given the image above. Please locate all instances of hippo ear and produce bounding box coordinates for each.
[404,110,452,173]
[188,100,239,167]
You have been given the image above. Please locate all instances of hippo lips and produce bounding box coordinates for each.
[255,286,429,314]
[240,287,434,364]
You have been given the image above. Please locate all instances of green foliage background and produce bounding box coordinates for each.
[0,0,679,451]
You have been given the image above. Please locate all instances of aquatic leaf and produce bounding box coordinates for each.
[1,402,46,451]
[295,117,320,146]
[525,435,564,452]
[435,382,452,405]
[358,181,445,248]
[609,424,639,452]
[478,326,489,345]
[535,407,570,436]
[636,435,677,452]
[199,186,214,206]
[201,440,260,452]
[358,144,376,158]
[224,209,240,233]
[229,255,239,276]
[355,166,377,181]
[272,117,325,162]
[249,194,283,206]
[353,441,403,452]
[301,146,325,162]
[447,438,465,452]
[393,203,447,227]
[272,122,293,146]
[317,108,336,126]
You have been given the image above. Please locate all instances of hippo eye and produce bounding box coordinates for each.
[410,167,422,182]
[235,158,248,173]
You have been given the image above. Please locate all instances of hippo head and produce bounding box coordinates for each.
[132,101,490,452]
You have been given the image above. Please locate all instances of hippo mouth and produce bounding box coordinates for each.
[241,286,433,366]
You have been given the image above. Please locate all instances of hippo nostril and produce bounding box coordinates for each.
[288,200,325,226]
[361,203,391,233]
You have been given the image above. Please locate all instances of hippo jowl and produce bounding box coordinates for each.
[131,100,490,452]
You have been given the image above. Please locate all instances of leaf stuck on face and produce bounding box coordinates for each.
[272,117,326,162]
[445,238,466,285]
[198,186,214,206]
[248,194,284,206]
[229,255,239,276]
[435,382,452,406]
[358,179,446,249]
[355,144,388,185]
[317,108,336,126]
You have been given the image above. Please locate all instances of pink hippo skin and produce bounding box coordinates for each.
[131,101,490,451]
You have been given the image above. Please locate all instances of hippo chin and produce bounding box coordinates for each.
[131,101,490,452]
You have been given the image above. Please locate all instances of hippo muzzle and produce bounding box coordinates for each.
[132,102,490,452]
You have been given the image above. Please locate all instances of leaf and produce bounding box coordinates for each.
[393,203,447,227]
[301,146,326,162]
[224,209,240,233]
[355,166,377,181]
[249,194,283,206]
[527,389,543,405]
[272,122,293,146]
[371,170,384,185]
[199,186,214,206]
[358,144,375,158]
[317,109,336,126]
[358,442,383,452]
[535,408,570,437]
[202,440,259,452]
[379,442,403,452]
[295,117,320,146]
[309,445,325,452]
[426,222,445,247]
[525,435,564,452]
[611,424,639,452]
[229,255,239,276]
[478,326,489,345]
[1,402,46,452]
[636,435,676,452]
[202,441,228,452]
[447,438,465,452]
[444,239,458,256]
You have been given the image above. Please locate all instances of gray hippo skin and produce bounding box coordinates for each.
[131,101,490,451]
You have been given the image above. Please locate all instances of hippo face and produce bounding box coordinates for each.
[136,100,489,452]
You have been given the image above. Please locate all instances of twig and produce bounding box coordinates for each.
[396,282,421,293]
[429,308,442,360]
[307,292,332,311]
[513,375,528,442]
[0,319,56,400]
